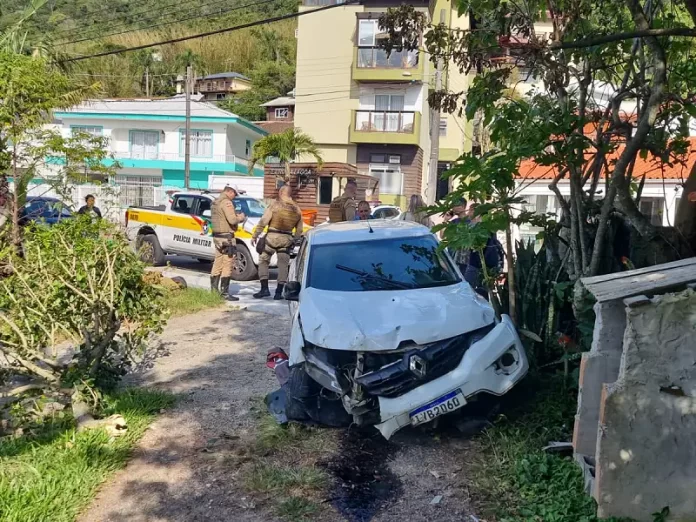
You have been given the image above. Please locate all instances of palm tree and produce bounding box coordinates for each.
[248,128,323,181]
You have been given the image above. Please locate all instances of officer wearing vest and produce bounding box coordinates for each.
[328,179,358,223]
[251,185,303,300]
[210,186,245,301]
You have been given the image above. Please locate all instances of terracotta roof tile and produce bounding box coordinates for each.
[254,121,293,134]
[517,138,696,181]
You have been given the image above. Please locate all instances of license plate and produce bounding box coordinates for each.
[409,389,466,426]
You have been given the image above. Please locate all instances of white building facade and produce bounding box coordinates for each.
[50,97,267,207]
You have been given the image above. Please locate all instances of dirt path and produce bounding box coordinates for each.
[79,308,480,522]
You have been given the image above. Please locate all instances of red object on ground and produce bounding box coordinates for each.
[266,349,288,369]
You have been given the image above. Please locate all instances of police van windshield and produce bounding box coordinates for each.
[234,198,266,218]
[307,235,460,292]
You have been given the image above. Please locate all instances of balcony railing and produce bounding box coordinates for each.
[357,47,419,69]
[354,111,416,133]
[113,151,246,166]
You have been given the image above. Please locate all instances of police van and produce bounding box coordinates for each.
[125,191,276,281]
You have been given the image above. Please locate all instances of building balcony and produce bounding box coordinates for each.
[110,151,253,174]
[352,47,424,82]
[349,110,421,145]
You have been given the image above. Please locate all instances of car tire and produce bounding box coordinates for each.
[232,243,258,281]
[284,366,352,427]
[137,234,166,266]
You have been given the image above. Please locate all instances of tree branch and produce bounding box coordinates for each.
[550,27,696,49]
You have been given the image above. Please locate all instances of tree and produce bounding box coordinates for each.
[0,51,112,246]
[380,0,696,299]
[219,61,295,121]
[249,128,323,181]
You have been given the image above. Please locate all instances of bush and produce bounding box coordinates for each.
[0,217,168,427]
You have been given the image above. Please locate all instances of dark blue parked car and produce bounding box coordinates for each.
[19,197,73,226]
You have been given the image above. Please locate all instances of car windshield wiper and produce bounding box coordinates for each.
[335,264,415,289]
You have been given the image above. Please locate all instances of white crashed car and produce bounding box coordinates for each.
[283,220,528,439]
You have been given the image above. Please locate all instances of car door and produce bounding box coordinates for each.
[189,196,216,259]
[164,194,202,256]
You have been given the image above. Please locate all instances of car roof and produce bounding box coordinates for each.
[26,197,61,202]
[308,219,431,246]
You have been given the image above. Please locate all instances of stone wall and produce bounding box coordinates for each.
[595,289,696,521]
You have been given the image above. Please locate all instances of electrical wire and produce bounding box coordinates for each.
[51,0,211,38]
[54,0,253,40]
[57,0,269,45]
[55,1,361,65]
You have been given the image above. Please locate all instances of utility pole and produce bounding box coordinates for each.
[184,65,192,190]
[425,9,446,205]
[145,66,150,97]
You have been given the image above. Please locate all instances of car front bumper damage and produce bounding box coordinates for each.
[297,314,528,439]
[374,315,528,439]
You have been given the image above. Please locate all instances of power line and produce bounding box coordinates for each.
[56,1,360,65]
[51,0,208,38]
[55,0,246,44]
[58,0,281,47]
[52,0,143,29]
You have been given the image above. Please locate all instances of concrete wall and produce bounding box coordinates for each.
[595,289,696,521]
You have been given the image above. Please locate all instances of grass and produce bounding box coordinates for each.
[0,388,176,522]
[468,375,601,522]
[275,496,320,521]
[241,408,338,521]
[165,287,224,317]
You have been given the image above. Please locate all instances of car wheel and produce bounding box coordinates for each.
[284,366,352,427]
[137,234,166,266]
[232,243,258,281]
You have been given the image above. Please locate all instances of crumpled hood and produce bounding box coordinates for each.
[299,284,497,351]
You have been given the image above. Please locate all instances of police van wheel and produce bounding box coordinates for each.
[232,243,257,281]
[138,234,166,266]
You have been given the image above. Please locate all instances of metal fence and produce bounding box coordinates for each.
[7,181,180,225]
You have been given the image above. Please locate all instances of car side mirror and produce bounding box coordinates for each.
[284,281,301,301]
[202,210,211,218]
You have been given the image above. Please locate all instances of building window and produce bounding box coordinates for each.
[180,129,213,157]
[206,82,212,90]
[129,130,159,159]
[369,163,402,194]
[318,176,334,204]
[522,195,549,215]
[245,139,252,157]
[358,20,379,47]
[639,197,665,226]
[216,93,227,100]
[439,118,447,137]
[71,125,103,137]
[275,107,289,119]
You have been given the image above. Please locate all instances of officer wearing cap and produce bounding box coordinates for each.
[210,186,245,301]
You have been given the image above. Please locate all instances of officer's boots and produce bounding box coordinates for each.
[219,277,239,301]
[253,279,271,299]
[274,283,285,301]
[210,275,220,293]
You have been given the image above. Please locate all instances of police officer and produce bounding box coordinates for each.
[251,185,303,300]
[328,179,357,222]
[210,186,245,301]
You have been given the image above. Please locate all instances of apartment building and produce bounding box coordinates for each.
[51,97,266,206]
[294,0,472,208]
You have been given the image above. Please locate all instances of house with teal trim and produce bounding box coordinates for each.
[53,97,267,204]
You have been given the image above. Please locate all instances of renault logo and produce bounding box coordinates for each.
[409,355,427,378]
